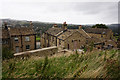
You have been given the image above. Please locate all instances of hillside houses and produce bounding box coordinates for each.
[84,28,117,49]
[1,22,36,53]
[41,22,117,50]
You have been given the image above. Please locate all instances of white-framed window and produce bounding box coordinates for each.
[25,36,30,41]
[14,37,18,42]
[26,45,30,50]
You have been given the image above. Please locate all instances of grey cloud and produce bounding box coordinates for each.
[1,1,118,24]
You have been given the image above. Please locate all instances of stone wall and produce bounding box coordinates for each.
[14,46,58,57]
[64,31,87,50]
[11,35,36,53]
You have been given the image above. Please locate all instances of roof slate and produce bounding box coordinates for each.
[1,27,35,38]
[58,29,91,40]
[9,27,35,36]
[84,28,111,34]
[46,28,63,36]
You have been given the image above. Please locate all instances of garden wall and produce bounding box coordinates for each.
[14,46,58,57]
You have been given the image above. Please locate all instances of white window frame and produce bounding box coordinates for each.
[25,36,30,41]
[14,37,18,42]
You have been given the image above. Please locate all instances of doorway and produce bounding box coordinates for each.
[16,46,19,53]
[67,44,69,50]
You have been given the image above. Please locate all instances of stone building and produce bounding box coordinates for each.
[84,28,117,49]
[84,28,113,40]
[1,22,36,53]
[41,22,91,50]
[41,22,116,50]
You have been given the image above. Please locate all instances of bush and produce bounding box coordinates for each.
[2,47,14,60]
[84,46,87,52]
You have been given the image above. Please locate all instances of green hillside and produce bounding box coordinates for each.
[2,49,120,79]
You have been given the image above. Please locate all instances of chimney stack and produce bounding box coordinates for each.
[62,21,67,30]
[79,25,82,29]
[4,22,8,29]
[52,24,58,28]
[29,21,33,28]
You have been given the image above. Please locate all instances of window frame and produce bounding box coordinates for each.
[26,45,30,50]
[14,37,19,42]
[25,36,30,41]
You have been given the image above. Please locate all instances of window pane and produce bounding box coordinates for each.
[14,37,18,42]
[25,36,30,41]
[26,45,30,50]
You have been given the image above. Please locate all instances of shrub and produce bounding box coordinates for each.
[84,46,87,52]
[35,61,43,74]
[105,59,119,78]
[8,61,16,77]
[2,47,14,60]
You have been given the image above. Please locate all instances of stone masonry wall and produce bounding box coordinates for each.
[14,46,58,57]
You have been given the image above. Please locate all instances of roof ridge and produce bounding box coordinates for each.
[81,29,91,38]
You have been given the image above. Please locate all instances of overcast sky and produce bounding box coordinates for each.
[0,0,119,24]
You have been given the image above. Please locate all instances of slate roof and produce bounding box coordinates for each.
[46,27,63,36]
[0,28,10,39]
[9,27,35,36]
[58,29,75,40]
[84,28,111,34]
[58,29,91,40]
[1,27,35,38]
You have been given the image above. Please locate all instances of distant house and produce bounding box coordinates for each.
[84,28,117,49]
[84,28,113,40]
[1,22,36,53]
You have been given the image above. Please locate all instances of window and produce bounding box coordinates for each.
[59,40,61,45]
[26,45,30,50]
[72,40,73,42]
[25,36,30,41]
[16,46,19,53]
[14,37,18,42]
[53,37,54,42]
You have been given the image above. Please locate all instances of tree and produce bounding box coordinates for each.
[92,24,108,29]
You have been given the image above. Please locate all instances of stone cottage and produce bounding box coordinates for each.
[84,28,117,49]
[41,22,91,50]
[41,22,116,50]
[1,22,36,53]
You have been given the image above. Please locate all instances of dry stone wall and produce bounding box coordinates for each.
[14,46,58,57]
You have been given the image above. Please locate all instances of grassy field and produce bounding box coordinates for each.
[2,49,120,78]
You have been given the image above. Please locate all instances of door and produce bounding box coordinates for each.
[16,46,19,53]
[74,40,77,50]
[68,44,69,50]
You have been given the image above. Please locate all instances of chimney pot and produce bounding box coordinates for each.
[79,25,82,29]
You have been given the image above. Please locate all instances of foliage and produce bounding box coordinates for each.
[36,36,40,41]
[2,49,119,78]
[35,56,50,79]
[92,24,108,29]
[8,61,16,77]
[83,46,87,52]
[2,47,14,60]
[89,42,94,52]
